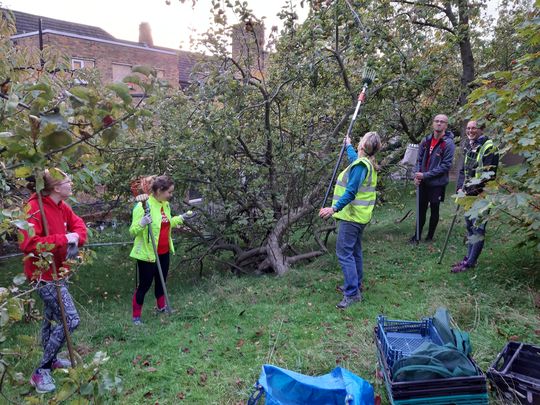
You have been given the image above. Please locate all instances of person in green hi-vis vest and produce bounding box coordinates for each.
[320,132,381,309]
[451,120,498,273]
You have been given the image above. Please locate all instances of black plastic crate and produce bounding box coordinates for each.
[487,342,540,405]
[374,327,487,401]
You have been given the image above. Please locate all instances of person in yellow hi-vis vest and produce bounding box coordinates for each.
[451,121,498,273]
[320,132,381,309]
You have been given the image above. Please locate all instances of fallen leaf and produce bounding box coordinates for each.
[176,392,185,400]
[181,347,190,353]
[143,391,153,398]
[199,372,208,385]
[236,339,245,348]
[187,367,195,375]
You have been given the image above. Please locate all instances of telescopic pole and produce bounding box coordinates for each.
[139,196,172,314]
[438,204,460,264]
[321,67,376,209]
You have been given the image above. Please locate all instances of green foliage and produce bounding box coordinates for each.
[0,9,158,403]
[464,4,540,249]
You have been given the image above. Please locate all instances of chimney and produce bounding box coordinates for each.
[139,22,154,47]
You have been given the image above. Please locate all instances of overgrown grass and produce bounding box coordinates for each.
[1,184,538,404]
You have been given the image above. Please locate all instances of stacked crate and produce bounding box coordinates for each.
[374,315,488,405]
[487,342,540,404]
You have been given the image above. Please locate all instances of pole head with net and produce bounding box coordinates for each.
[362,67,376,86]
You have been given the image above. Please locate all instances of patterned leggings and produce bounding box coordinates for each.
[37,281,79,369]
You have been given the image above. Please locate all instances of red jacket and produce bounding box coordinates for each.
[19,194,87,281]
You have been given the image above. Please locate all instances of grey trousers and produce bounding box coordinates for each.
[36,281,79,369]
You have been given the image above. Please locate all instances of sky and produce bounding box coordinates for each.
[5,0,309,51]
[5,0,501,51]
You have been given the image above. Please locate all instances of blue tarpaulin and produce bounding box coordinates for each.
[248,364,374,405]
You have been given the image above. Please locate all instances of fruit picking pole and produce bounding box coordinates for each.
[321,67,376,209]
[137,195,172,314]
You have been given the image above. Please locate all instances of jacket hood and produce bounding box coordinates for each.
[28,193,62,207]
[426,130,454,142]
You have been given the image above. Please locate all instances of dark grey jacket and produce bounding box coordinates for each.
[415,131,456,187]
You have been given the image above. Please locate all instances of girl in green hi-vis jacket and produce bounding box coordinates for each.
[129,175,184,324]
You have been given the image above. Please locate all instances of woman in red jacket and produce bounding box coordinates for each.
[19,169,87,394]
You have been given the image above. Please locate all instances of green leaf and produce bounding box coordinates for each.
[132,65,155,77]
[7,298,23,321]
[14,166,32,178]
[0,308,9,327]
[40,131,72,152]
[79,382,94,396]
[101,127,119,145]
[12,273,26,286]
[40,112,69,132]
[69,86,91,102]
[92,351,109,365]
[122,75,142,86]
[11,219,31,231]
[107,83,132,105]
[56,384,76,402]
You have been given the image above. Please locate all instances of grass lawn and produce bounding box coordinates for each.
[1,184,538,404]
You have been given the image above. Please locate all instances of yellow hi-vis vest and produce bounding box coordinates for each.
[464,139,495,179]
[332,157,377,224]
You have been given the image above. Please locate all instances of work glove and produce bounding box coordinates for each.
[66,243,79,260]
[139,214,152,226]
[180,210,196,220]
[66,232,79,244]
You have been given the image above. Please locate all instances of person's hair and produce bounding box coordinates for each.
[360,131,381,169]
[26,169,69,196]
[151,175,174,194]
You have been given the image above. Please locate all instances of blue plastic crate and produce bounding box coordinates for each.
[376,315,443,370]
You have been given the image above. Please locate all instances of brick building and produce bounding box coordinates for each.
[6,8,199,89]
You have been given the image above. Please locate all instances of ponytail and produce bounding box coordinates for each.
[360,131,381,170]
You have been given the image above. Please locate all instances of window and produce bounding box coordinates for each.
[112,63,132,82]
[71,58,95,70]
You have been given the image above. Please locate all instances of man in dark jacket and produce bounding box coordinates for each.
[411,114,456,242]
[452,120,498,272]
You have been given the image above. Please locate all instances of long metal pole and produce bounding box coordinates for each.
[36,192,77,367]
[415,185,420,243]
[144,201,172,314]
[321,84,368,209]
[438,205,460,264]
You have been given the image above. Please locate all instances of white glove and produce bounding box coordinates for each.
[139,214,152,226]
[66,232,79,244]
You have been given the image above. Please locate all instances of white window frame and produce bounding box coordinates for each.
[71,58,95,70]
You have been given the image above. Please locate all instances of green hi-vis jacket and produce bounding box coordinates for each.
[129,195,184,262]
[332,157,377,224]
[465,139,495,179]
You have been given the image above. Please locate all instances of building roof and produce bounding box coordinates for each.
[6,9,116,40]
[4,8,205,86]
[178,50,201,86]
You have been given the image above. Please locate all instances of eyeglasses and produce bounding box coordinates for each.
[434,120,448,124]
